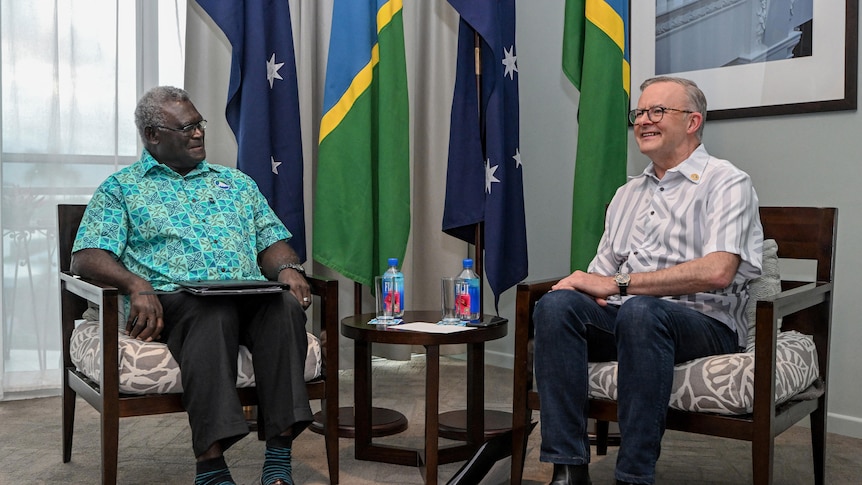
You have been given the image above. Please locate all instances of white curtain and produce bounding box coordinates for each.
[185,0,471,368]
[0,0,505,399]
[0,0,186,400]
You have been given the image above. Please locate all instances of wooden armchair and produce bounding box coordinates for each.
[58,204,340,484]
[511,206,837,485]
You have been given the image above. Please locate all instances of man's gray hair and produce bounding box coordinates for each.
[640,76,707,140]
[134,86,191,143]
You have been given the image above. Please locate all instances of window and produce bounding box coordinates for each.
[0,0,186,398]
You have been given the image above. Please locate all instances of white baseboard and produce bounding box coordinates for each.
[826,412,862,439]
[484,349,514,370]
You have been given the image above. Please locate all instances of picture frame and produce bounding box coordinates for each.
[630,0,859,120]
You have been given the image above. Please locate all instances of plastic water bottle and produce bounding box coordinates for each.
[455,259,481,322]
[383,258,405,317]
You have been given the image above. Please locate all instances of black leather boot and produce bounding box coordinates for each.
[549,463,591,485]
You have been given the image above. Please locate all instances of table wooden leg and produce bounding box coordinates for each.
[355,339,373,456]
[439,341,512,442]
[424,344,440,484]
[466,342,485,446]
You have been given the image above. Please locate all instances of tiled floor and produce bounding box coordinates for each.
[1,354,860,484]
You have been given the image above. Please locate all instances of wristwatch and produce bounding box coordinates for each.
[276,262,306,277]
[614,272,631,296]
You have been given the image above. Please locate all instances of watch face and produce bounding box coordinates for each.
[615,273,630,285]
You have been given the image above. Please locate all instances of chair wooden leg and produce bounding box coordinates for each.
[252,406,265,441]
[62,383,76,463]
[811,402,828,485]
[102,410,120,485]
[751,432,775,485]
[323,399,339,484]
[595,420,609,456]
[510,408,532,485]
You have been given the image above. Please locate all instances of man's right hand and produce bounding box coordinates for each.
[72,248,165,342]
[551,270,618,306]
[127,282,164,342]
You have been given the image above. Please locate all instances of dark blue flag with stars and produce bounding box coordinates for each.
[196,0,306,261]
[443,0,528,306]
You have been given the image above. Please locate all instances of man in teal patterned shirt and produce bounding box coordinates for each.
[72,86,309,485]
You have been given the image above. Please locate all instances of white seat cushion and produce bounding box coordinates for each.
[69,312,322,395]
[588,330,820,415]
[584,238,821,415]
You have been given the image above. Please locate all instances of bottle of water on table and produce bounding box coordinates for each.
[455,258,480,323]
[383,258,405,317]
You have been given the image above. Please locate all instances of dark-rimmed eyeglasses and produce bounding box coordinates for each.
[628,107,693,124]
[153,120,207,135]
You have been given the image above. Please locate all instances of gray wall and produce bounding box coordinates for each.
[188,0,862,440]
[510,2,862,439]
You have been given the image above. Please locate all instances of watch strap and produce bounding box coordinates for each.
[276,262,306,277]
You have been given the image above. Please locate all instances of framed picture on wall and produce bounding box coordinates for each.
[630,0,859,120]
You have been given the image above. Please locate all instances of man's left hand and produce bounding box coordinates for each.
[279,268,311,309]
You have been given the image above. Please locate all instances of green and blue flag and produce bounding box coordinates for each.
[314,0,410,288]
[563,0,630,271]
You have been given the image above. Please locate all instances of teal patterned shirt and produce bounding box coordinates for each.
[73,149,292,291]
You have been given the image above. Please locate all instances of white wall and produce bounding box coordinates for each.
[511,1,862,439]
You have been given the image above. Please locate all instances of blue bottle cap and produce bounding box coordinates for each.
[388,258,399,266]
[463,258,473,268]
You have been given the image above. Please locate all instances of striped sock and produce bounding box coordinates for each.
[261,438,293,485]
[195,456,235,485]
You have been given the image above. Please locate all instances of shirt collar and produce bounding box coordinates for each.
[633,144,709,185]
[138,149,221,177]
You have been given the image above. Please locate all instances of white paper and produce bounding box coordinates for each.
[396,322,476,333]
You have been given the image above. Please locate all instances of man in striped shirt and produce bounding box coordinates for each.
[534,76,763,485]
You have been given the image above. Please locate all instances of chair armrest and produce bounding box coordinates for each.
[59,271,121,395]
[60,271,120,305]
[516,278,560,303]
[303,275,339,378]
[513,277,564,394]
[751,281,833,419]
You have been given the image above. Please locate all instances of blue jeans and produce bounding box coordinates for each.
[534,291,739,484]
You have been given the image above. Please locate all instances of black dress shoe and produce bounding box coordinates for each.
[549,463,591,485]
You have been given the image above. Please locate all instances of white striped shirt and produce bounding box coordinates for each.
[589,144,763,346]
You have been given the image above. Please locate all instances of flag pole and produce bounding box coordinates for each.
[473,31,485,317]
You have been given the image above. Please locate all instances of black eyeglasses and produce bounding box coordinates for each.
[153,120,207,135]
[628,107,693,124]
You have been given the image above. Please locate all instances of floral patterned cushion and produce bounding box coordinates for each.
[588,330,820,415]
[69,309,322,395]
[585,239,822,415]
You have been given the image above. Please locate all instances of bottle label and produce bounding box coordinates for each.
[383,277,403,314]
[455,278,480,320]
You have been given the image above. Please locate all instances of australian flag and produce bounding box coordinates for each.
[196,0,306,261]
[443,0,528,305]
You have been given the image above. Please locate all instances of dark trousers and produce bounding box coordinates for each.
[534,292,739,484]
[159,291,313,457]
